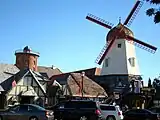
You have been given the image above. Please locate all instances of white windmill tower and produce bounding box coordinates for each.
[86,0,157,77]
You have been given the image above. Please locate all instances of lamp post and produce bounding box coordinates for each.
[81,71,85,98]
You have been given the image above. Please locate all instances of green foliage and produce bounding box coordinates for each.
[146,8,155,16]
[146,0,160,23]
[154,11,160,23]
[148,78,152,87]
[146,0,160,4]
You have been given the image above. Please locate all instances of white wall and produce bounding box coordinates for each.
[100,38,140,75]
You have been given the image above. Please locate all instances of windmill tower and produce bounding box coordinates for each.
[100,22,140,75]
[86,0,157,77]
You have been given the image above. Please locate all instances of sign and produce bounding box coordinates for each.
[12,80,17,87]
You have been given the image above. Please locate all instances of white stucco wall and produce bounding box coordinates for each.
[100,38,140,75]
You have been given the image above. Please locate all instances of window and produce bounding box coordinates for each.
[100,105,116,111]
[75,101,96,109]
[9,105,20,112]
[105,58,109,67]
[129,57,135,67]
[23,76,32,86]
[29,104,46,111]
[117,43,121,48]
[19,105,28,112]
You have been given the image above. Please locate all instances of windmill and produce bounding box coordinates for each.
[86,0,157,75]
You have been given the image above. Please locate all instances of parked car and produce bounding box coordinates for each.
[100,104,123,120]
[48,99,105,120]
[0,104,54,120]
[123,108,160,120]
[149,106,160,113]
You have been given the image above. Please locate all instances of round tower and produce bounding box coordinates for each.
[15,46,40,71]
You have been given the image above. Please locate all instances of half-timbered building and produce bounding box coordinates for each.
[48,72,107,106]
[0,46,62,109]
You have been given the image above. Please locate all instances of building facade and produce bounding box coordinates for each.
[0,46,62,109]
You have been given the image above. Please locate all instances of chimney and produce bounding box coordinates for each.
[51,65,57,69]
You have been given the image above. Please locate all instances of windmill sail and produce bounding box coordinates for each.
[86,14,114,29]
[126,35,157,53]
[96,38,116,65]
[124,0,143,26]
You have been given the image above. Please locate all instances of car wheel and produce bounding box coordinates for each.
[106,116,115,120]
[29,116,38,120]
[80,116,87,120]
[0,116,3,120]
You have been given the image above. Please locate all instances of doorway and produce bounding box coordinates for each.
[20,96,34,104]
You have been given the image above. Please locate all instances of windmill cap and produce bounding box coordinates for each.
[106,23,134,42]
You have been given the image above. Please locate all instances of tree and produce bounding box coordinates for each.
[146,0,160,23]
[148,78,152,87]
[153,78,160,88]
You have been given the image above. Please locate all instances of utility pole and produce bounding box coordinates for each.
[81,71,85,98]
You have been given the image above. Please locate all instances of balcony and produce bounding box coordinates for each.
[15,49,40,56]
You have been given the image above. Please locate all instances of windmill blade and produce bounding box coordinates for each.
[126,35,157,53]
[86,13,114,29]
[96,26,127,65]
[124,0,143,27]
[96,39,116,65]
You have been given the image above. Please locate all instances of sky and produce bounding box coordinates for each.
[0,0,160,85]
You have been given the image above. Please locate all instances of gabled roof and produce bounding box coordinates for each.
[49,67,101,83]
[0,68,46,96]
[38,66,62,78]
[0,68,28,92]
[0,63,62,82]
[49,73,107,97]
[0,63,19,84]
[29,70,46,95]
[65,67,101,76]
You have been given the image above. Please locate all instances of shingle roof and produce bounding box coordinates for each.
[49,67,101,82]
[66,73,107,97]
[0,68,47,96]
[0,69,28,92]
[66,67,101,76]
[37,66,62,78]
[0,63,62,82]
[0,63,19,84]
[49,73,107,97]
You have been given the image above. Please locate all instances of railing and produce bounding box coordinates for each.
[15,49,40,56]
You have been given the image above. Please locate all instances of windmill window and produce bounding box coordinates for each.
[129,57,135,67]
[117,43,121,48]
[105,58,109,67]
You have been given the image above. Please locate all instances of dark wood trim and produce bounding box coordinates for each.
[38,87,39,96]
[31,77,33,86]
[8,94,45,98]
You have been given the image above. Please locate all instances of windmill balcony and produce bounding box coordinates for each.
[15,49,40,56]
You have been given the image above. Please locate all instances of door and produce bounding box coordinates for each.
[7,105,20,120]
[20,96,34,104]
[18,105,30,120]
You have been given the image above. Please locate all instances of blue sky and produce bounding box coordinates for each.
[0,0,159,84]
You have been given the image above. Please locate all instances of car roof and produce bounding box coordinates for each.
[100,104,119,107]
